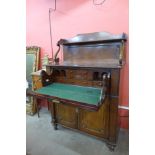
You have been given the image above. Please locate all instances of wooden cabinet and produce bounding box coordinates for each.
[29,32,127,151]
[41,67,120,151]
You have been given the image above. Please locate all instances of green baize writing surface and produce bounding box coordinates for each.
[35,83,103,106]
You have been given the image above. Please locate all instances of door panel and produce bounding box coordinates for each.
[79,98,109,138]
[55,103,77,129]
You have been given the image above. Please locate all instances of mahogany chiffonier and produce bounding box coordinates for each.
[28,32,127,151]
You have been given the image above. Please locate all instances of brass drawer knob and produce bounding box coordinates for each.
[46,79,49,82]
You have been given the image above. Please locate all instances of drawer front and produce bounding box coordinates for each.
[65,79,75,85]
[66,69,93,81]
[55,77,67,83]
[87,71,93,80]
[73,80,92,87]
[74,70,88,80]
[92,81,103,88]
[66,70,74,79]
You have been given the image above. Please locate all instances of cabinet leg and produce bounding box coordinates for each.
[50,101,58,130]
[51,119,58,130]
[54,124,58,130]
[47,101,50,111]
[34,98,40,118]
[106,143,116,151]
[37,105,40,118]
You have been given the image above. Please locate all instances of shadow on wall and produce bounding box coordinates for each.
[50,0,88,13]
[50,0,108,18]
[51,0,123,17]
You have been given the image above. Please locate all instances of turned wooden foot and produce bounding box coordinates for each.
[54,124,58,130]
[106,143,116,151]
[34,98,40,118]
[51,119,58,130]
[37,103,40,118]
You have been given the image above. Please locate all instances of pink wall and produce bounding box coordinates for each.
[26,0,129,129]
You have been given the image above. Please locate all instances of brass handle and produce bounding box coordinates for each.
[46,79,49,82]
[52,99,60,104]
[98,82,102,86]
[75,108,79,113]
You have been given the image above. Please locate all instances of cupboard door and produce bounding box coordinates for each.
[55,103,77,129]
[79,99,109,138]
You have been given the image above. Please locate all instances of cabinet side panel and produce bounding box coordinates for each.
[111,69,120,96]
[109,69,120,143]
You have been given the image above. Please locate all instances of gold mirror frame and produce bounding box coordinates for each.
[26,46,40,115]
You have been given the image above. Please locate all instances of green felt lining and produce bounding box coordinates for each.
[35,83,103,106]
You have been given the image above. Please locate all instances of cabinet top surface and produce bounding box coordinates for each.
[46,62,123,69]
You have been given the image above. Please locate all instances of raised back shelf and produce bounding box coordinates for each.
[54,32,127,68]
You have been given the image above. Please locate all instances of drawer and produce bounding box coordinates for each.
[66,70,75,79]
[92,81,103,88]
[71,70,89,79]
[75,70,88,80]
[65,79,75,85]
[87,71,93,80]
[55,77,66,83]
[74,80,92,87]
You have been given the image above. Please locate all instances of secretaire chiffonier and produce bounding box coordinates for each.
[27,32,127,151]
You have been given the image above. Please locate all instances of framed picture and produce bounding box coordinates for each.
[26,46,40,115]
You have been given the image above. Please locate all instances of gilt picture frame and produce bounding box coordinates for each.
[26,46,40,115]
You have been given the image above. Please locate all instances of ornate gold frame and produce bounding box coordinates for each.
[26,46,40,115]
